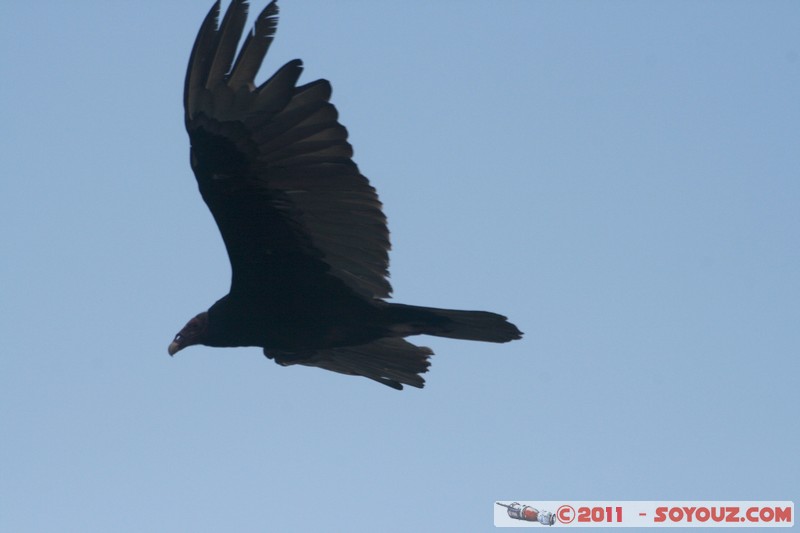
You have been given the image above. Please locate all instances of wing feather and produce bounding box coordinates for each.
[184,2,221,119]
[185,1,392,299]
[227,1,279,90]
[268,338,432,389]
[251,59,304,114]
[205,0,249,90]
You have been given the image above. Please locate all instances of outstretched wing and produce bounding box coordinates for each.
[267,338,433,390]
[184,0,392,299]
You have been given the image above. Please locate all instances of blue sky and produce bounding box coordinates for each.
[1,1,798,531]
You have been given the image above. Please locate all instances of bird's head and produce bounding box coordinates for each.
[168,312,209,356]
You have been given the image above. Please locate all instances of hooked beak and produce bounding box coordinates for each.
[168,338,182,356]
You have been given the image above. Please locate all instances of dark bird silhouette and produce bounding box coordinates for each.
[169,0,522,389]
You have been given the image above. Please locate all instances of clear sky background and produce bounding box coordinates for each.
[1,1,798,531]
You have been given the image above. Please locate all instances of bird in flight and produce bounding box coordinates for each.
[169,0,522,389]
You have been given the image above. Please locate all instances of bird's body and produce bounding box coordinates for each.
[169,0,522,389]
[204,289,387,352]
